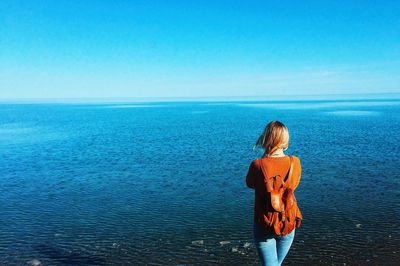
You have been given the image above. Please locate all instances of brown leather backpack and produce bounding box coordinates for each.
[259,156,303,236]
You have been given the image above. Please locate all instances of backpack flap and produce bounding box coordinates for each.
[261,156,294,212]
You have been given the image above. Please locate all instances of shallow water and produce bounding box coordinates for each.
[0,99,399,265]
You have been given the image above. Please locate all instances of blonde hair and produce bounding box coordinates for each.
[253,120,289,155]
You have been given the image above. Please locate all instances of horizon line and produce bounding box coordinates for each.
[1,92,400,104]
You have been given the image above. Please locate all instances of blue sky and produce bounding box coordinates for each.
[0,0,399,99]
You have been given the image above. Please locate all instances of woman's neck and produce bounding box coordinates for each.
[264,149,285,157]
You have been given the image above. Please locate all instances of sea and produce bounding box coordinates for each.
[1,95,399,265]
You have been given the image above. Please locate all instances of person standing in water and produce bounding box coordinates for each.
[246,120,302,266]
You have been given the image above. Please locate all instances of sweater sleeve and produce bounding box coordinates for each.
[293,157,302,191]
[246,160,258,189]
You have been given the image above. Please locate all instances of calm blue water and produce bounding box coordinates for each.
[1,99,399,265]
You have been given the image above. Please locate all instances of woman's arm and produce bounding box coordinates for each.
[246,160,258,189]
[293,157,302,191]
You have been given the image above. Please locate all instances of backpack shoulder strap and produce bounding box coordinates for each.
[283,156,294,186]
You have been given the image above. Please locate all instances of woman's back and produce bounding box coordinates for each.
[246,155,302,228]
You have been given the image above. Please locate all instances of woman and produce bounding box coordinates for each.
[246,120,302,266]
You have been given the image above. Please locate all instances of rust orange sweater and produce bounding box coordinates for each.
[246,155,302,227]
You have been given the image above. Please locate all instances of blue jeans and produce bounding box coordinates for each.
[253,223,295,266]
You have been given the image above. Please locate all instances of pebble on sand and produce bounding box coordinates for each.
[27,259,41,266]
[191,240,204,245]
[242,242,251,248]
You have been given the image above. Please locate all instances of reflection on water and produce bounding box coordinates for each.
[237,100,400,109]
[100,104,166,108]
[0,123,68,145]
[325,110,381,116]
[0,123,36,135]
[190,110,209,114]
[0,99,399,265]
